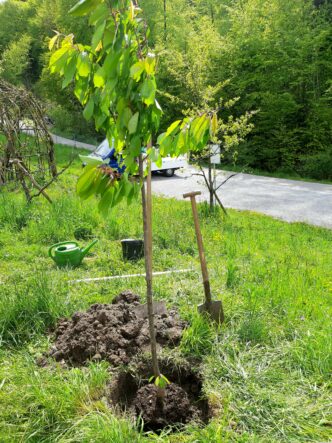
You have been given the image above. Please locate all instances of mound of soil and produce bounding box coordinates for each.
[109,357,211,432]
[48,291,186,366]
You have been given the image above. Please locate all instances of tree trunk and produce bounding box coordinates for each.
[163,0,167,43]
[208,157,214,211]
[139,154,160,379]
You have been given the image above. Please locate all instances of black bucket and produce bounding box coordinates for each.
[121,239,144,261]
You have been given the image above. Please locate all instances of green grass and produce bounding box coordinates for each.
[0,144,331,442]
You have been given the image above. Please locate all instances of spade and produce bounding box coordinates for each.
[183,191,224,324]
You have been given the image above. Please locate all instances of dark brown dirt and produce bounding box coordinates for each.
[109,357,211,432]
[134,384,193,428]
[48,291,186,366]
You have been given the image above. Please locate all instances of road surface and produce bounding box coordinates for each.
[152,166,332,229]
[51,134,95,151]
[54,136,332,228]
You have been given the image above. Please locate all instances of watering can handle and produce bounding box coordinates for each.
[48,241,77,259]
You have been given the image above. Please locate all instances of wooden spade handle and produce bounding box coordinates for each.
[183,191,202,199]
[183,191,212,305]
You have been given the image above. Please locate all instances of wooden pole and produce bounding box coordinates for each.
[139,152,160,379]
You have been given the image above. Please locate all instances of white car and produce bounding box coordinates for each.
[80,139,187,177]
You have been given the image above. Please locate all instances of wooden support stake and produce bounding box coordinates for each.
[139,151,160,379]
[183,191,212,305]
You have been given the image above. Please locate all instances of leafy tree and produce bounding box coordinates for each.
[0,35,32,85]
[216,0,332,176]
[1,0,331,178]
[0,0,34,52]
[49,0,215,395]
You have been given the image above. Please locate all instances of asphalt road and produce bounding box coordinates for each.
[51,134,95,151]
[54,135,332,229]
[152,166,332,229]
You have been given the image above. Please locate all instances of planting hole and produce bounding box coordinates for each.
[109,358,211,433]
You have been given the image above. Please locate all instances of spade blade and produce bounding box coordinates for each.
[133,301,167,320]
[198,300,224,324]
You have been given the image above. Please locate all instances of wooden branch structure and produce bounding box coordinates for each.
[10,159,52,203]
[0,79,59,202]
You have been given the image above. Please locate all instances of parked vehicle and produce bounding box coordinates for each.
[80,139,187,177]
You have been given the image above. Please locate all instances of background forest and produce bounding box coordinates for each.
[0,0,331,179]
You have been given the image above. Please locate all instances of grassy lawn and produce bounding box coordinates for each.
[0,145,331,442]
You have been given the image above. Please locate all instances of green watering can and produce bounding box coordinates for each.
[49,239,98,268]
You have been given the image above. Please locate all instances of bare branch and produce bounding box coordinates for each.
[30,159,75,200]
[215,173,238,191]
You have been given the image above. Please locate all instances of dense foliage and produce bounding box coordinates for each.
[0,0,331,178]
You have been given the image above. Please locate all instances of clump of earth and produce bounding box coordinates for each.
[48,291,186,366]
[134,384,196,429]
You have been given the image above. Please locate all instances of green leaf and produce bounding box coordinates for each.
[154,99,162,111]
[49,46,67,67]
[176,130,186,154]
[77,166,98,198]
[103,51,121,77]
[195,116,210,142]
[94,66,106,88]
[149,147,159,162]
[127,184,135,205]
[48,34,59,51]
[130,61,145,81]
[127,182,140,205]
[119,173,130,196]
[98,186,114,217]
[159,134,172,156]
[62,55,77,88]
[70,0,102,17]
[89,3,108,25]
[166,120,181,136]
[130,135,142,156]
[155,155,162,168]
[95,112,107,130]
[116,97,127,115]
[140,78,156,105]
[210,113,218,136]
[49,46,70,73]
[103,26,114,49]
[154,374,170,389]
[128,112,139,134]
[92,21,106,51]
[145,54,156,75]
[111,181,124,207]
[96,175,110,195]
[151,106,162,130]
[83,97,94,120]
[157,132,167,146]
[77,53,91,77]
[74,76,89,104]
[120,107,132,129]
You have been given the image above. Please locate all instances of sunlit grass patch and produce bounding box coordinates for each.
[0,144,331,441]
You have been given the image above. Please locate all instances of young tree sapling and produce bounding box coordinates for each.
[49,0,217,399]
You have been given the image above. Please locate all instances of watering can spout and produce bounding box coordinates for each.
[81,239,98,258]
